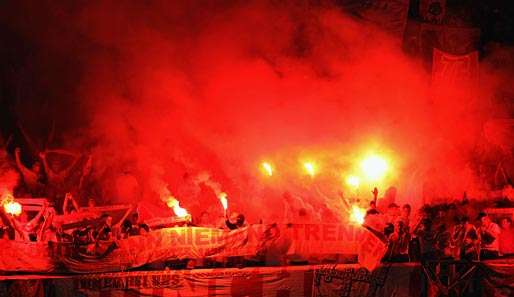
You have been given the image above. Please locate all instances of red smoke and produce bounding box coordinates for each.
[1,1,510,223]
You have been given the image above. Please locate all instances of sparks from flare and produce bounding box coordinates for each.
[349,205,366,225]
[360,155,388,181]
[261,162,274,176]
[166,196,189,218]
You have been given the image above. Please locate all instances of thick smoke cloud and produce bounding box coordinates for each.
[1,1,509,222]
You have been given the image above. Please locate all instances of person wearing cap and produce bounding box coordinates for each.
[477,212,501,259]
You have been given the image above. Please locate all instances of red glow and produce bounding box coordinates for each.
[1,1,505,223]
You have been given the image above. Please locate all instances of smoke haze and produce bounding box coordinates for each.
[1,1,512,222]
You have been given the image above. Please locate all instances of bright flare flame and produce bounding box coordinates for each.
[346,175,360,188]
[261,162,274,176]
[303,162,316,177]
[349,205,366,225]
[218,192,228,210]
[360,155,388,181]
[1,194,22,216]
[166,197,189,218]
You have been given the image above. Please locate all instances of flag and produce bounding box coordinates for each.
[358,228,387,271]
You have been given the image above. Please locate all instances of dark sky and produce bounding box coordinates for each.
[0,0,512,147]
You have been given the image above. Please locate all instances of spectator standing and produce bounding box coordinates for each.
[62,192,80,215]
[477,212,501,259]
[225,212,246,230]
[14,148,45,196]
[499,217,514,256]
[400,204,411,229]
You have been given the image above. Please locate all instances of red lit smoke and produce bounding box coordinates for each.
[0,1,512,223]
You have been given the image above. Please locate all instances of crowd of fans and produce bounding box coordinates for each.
[13,147,90,200]
[1,143,513,263]
[0,145,125,253]
[364,198,514,263]
[0,191,154,254]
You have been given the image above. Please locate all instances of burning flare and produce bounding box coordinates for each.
[360,155,388,181]
[261,162,274,176]
[303,161,317,177]
[166,196,189,218]
[349,205,366,225]
[218,192,228,211]
[1,194,22,216]
[345,175,360,188]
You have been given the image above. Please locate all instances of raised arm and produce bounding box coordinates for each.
[79,155,93,189]
[71,195,80,212]
[14,148,32,177]
[54,152,81,180]
[63,193,80,215]
[39,151,55,177]
[37,208,56,242]
[63,194,71,215]
[114,205,134,229]
[0,210,17,238]
[8,216,27,241]
[45,149,80,158]
[62,194,70,215]
[25,202,47,232]
[0,210,10,228]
